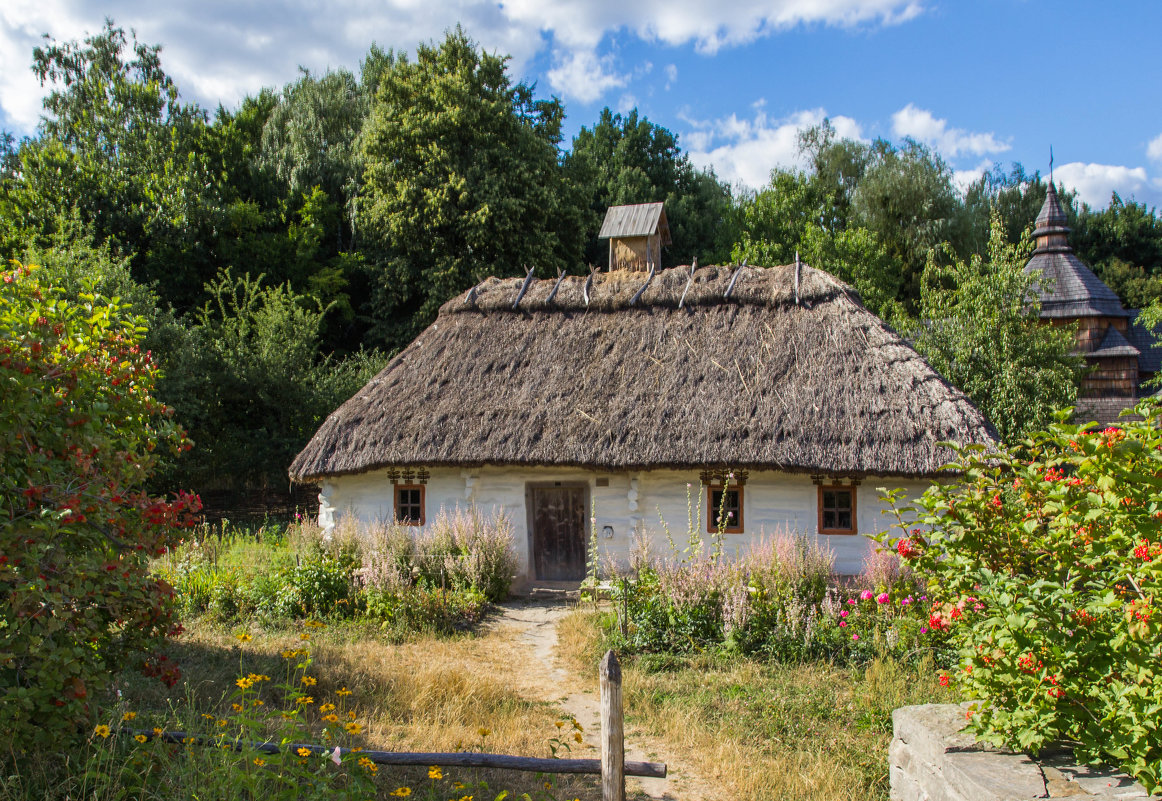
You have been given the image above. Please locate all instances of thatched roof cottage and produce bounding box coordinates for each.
[291,258,996,580]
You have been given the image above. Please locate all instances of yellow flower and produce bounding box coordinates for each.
[152,727,164,737]
[543,782,552,791]
[281,650,295,659]
[555,720,564,728]
[428,766,443,780]
[452,782,465,790]
[296,696,314,705]
[235,678,253,690]
[301,676,317,686]
[299,633,311,641]
[573,720,583,732]
[218,719,228,728]
[94,725,110,738]
[344,722,363,735]
[336,687,352,697]
[323,714,340,723]
[477,727,490,738]
[358,756,376,771]
[297,747,312,757]
[235,633,252,643]
[202,713,216,720]
[319,703,336,712]
[232,703,244,712]
[251,700,264,707]
[184,737,195,744]
[389,789,411,797]
[122,711,137,721]
[574,732,583,743]
[348,711,357,720]
[253,758,265,767]
[134,734,147,743]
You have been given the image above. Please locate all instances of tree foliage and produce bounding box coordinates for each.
[0,262,197,749]
[358,28,581,349]
[908,214,1082,442]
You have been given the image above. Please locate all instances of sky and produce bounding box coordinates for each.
[2,0,1160,209]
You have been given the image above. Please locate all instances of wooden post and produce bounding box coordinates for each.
[600,650,625,801]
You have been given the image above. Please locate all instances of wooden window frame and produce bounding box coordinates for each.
[394,484,425,526]
[706,485,744,534]
[818,484,857,535]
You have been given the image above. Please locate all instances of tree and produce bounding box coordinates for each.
[1073,194,1162,309]
[566,107,735,269]
[358,28,581,349]
[0,261,197,750]
[908,213,1082,442]
[733,168,902,317]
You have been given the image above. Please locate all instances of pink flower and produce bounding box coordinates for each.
[839,621,847,627]
[920,627,928,634]
[839,610,848,618]
[847,599,857,605]
[860,590,873,601]
[331,746,342,766]
[876,593,889,604]
[851,634,859,641]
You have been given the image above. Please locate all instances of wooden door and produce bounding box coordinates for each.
[529,486,587,581]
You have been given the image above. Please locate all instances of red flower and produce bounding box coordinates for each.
[939,674,950,687]
[897,538,920,559]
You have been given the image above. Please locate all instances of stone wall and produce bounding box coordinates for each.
[890,704,1158,801]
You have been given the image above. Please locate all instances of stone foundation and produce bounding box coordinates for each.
[890,704,1158,801]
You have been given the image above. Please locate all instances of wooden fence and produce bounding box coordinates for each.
[133,650,662,801]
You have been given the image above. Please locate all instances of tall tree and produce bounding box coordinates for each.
[358,28,582,349]
[566,108,735,269]
[908,213,1082,442]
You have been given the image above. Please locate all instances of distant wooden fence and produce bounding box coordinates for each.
[132,650,662,801]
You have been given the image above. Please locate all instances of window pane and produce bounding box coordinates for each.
[835,490,851,511]
[823,490,835,508]
[838,510,852,529]
[823,509,836,529]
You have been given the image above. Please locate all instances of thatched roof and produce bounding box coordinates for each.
[289,264,997,482]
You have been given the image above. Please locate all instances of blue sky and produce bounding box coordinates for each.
[2,1,1160,208]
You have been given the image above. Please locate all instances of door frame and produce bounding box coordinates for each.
[524,481,591,581]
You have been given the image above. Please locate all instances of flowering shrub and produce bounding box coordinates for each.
[0,262,198,749]
[882,401,1162,791]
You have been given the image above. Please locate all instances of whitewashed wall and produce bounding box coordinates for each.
[318,467,931,580]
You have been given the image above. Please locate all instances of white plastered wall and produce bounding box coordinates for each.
[317,467,931,580]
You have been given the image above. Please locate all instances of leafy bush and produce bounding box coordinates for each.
[363,585,489,636]
[882,401,1162,791]
[0,262,198,750]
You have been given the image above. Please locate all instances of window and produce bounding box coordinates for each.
[818,485,856,534]
[394,485,425,526]
[707,486,743,534]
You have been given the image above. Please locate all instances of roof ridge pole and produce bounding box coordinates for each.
[724,259,746,300]
[678,258,697,310]
[512,266,536,310]
[546,267,567,305]
[629,260,657,307]
[584,265,598,307]
[794,251,801,306]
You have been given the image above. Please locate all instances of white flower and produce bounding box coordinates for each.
[331,746,342,766]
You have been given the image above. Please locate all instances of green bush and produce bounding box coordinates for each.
[0,262,197,750]
[882,401,1162,792]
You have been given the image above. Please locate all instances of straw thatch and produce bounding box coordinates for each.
[289,264,997,481]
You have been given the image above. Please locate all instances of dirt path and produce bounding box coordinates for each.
[488,601,715,801]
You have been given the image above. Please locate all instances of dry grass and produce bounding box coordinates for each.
[558,608,943,801]
[118,619,601,799]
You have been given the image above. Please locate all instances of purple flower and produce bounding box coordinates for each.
[920,627,928,634]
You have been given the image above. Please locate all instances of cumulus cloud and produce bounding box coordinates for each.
[890,103,1009,158]
[546,49,629,104]
[684,106,865,189]
[1054,162,1149,207]
[1148,133,1162,163]
[1,0,927,133]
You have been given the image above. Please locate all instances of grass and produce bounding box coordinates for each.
[93,616,602,801]
[561,608,945,801]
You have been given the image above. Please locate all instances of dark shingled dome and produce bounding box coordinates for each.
[289,264,998,481]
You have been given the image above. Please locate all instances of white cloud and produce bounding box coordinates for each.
[664,63,677,90]
[1147,133,1162,163]
[890,103,1009,158]
[1054,161,1149,207]
[684,107,865,189]
[952,160,994,194]
[546,49,628,104]
[1,1,928,131]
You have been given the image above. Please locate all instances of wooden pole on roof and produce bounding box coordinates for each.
[512,266,536,310]
[678,258,697,310]
[794,251,801,305]
[629,260,657,307]
[584,265,598,307]
[724,259,746,299]
[546,268,567,305]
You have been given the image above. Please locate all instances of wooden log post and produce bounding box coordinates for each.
[600,649,625,801]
